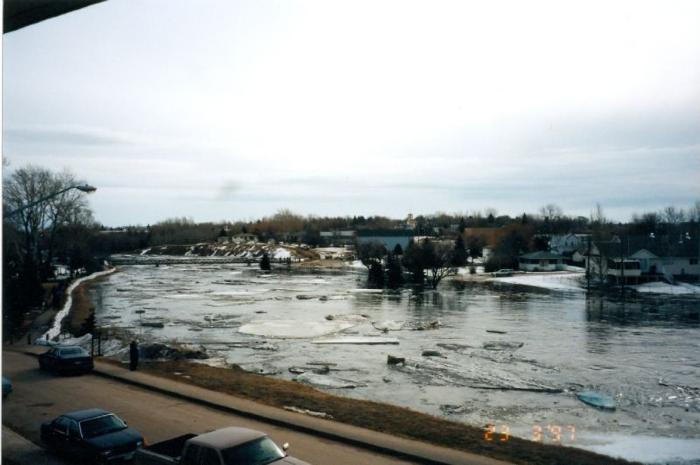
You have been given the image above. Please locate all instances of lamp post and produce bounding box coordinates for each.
[3,184,97,219]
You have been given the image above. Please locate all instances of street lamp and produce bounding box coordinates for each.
[3,184,97,219]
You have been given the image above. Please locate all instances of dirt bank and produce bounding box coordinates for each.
[112,360,637,465]
[64,270,119,336]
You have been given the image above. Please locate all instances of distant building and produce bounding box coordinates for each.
[319,230,356,246]
[463,227,506,248]
[232,233,257,243]
[356,229,416,252]
[403,214,417,230]
[583,236,683,284]
[625,234,699,280]
[549,233,591,255]
[518,251,565,272]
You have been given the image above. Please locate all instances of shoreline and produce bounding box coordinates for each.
[71,267,638,465]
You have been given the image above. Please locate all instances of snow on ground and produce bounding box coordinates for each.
[456,266,485,275]
[40,268,117,342]
[272,247,291,259]
[492,272,585,292]
[632,281,700,295]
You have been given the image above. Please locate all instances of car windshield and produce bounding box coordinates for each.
[80,414,126,439]
[221,437,285,465]
[59,347,87,357]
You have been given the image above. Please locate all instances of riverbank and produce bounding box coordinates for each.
[64,270,120,335]
[99,357,637,465]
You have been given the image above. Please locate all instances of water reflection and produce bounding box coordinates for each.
[585,294,700,326]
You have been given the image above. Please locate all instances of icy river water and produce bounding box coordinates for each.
[90,259,700,464]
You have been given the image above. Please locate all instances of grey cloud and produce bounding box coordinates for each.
[3,125,137,147]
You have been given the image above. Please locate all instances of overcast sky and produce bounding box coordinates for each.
[3,0,699,226]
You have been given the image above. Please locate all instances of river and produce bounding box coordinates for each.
[89,259,700,464]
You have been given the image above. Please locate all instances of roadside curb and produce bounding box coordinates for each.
[17,348,511,465]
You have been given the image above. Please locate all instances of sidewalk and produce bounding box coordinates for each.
[17,346,511,465]
[1,426,66,465]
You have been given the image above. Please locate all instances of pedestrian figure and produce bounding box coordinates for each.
[129,340,139,371]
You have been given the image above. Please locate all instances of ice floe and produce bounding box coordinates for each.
[295,372,366,389]
[632,281,700,295]
[239,319,358,338]
[492,272,584,292]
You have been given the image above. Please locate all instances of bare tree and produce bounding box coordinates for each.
[425,241,457,289]
[3,166,54,267]
[539,204,563,220]
[403,239,456,289]
[356,240,386,269]
[663,206,685,224]
[3,165,93,273]
[590,203,607,225]
[690,200,700,222]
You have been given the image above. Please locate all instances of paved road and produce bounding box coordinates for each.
[2,350,418,465]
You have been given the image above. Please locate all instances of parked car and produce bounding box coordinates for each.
[41,408,144,464]
[2,376,12,397]
[491,268,514,277]
[38,345,94,374]
[135,427,310,465]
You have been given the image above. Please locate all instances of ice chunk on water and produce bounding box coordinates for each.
[372,320,404,331]
[295,372,366,389]
[239,319,357,338]
[313,337,399,345]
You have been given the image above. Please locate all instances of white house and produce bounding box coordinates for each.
[518,251,565,271]
[550,233,591,255]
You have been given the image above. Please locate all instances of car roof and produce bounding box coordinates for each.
[189,427,266,449]
[62,408,112,421]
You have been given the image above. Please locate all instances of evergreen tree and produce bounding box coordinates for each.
[452,235,467,266]
[368,261,385,287]
[393,243,403,256]
[402,240,425,284]
[386,252,404,288]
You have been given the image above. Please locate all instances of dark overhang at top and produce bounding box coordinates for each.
[4,0,106,33]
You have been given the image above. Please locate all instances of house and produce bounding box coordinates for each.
[584,234,700,281]
[231,233,257,244]
[625,234,700,280]
[356,229,415,252]
[585,239,649,284]
[549,233,591,254]
[518,251,565,271]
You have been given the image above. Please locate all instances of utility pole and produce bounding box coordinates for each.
[620,236,626,296]
[586,236,591,291]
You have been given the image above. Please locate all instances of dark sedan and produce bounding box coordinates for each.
[38,345,94,374]
[41,408,144,464]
